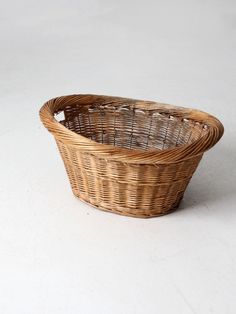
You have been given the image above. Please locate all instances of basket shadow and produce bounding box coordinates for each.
[178,141,235,212]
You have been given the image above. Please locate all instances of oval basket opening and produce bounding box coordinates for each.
[56,103,209,152]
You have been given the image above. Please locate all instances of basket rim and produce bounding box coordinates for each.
[39,94,224,164]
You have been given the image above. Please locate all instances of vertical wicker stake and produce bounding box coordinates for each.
[40,94,224,218]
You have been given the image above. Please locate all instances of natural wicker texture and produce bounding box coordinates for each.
[40,94,224,218]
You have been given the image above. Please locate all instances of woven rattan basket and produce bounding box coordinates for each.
[40,94,224,218]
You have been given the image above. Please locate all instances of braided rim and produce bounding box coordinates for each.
[39,94,224,164]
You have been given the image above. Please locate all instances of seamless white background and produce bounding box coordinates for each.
[0,0,236,313]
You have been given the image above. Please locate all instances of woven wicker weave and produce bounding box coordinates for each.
[40,94,224,218]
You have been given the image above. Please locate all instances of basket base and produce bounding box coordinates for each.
[73,192,183,219]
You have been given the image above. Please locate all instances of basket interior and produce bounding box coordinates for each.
[57,103,208,151]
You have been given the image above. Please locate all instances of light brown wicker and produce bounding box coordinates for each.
[40,94,224,218]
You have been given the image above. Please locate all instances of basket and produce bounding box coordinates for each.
[39,94,224,218]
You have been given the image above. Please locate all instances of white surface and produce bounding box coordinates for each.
[0,0,236,313]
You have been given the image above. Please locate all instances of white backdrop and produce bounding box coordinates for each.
[0,0,236,313]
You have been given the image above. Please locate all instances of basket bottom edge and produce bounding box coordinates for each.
[73,193,183,219]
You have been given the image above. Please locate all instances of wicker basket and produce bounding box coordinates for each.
[39,94,224,218]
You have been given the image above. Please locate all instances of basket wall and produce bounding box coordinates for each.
[56,140,202,217]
